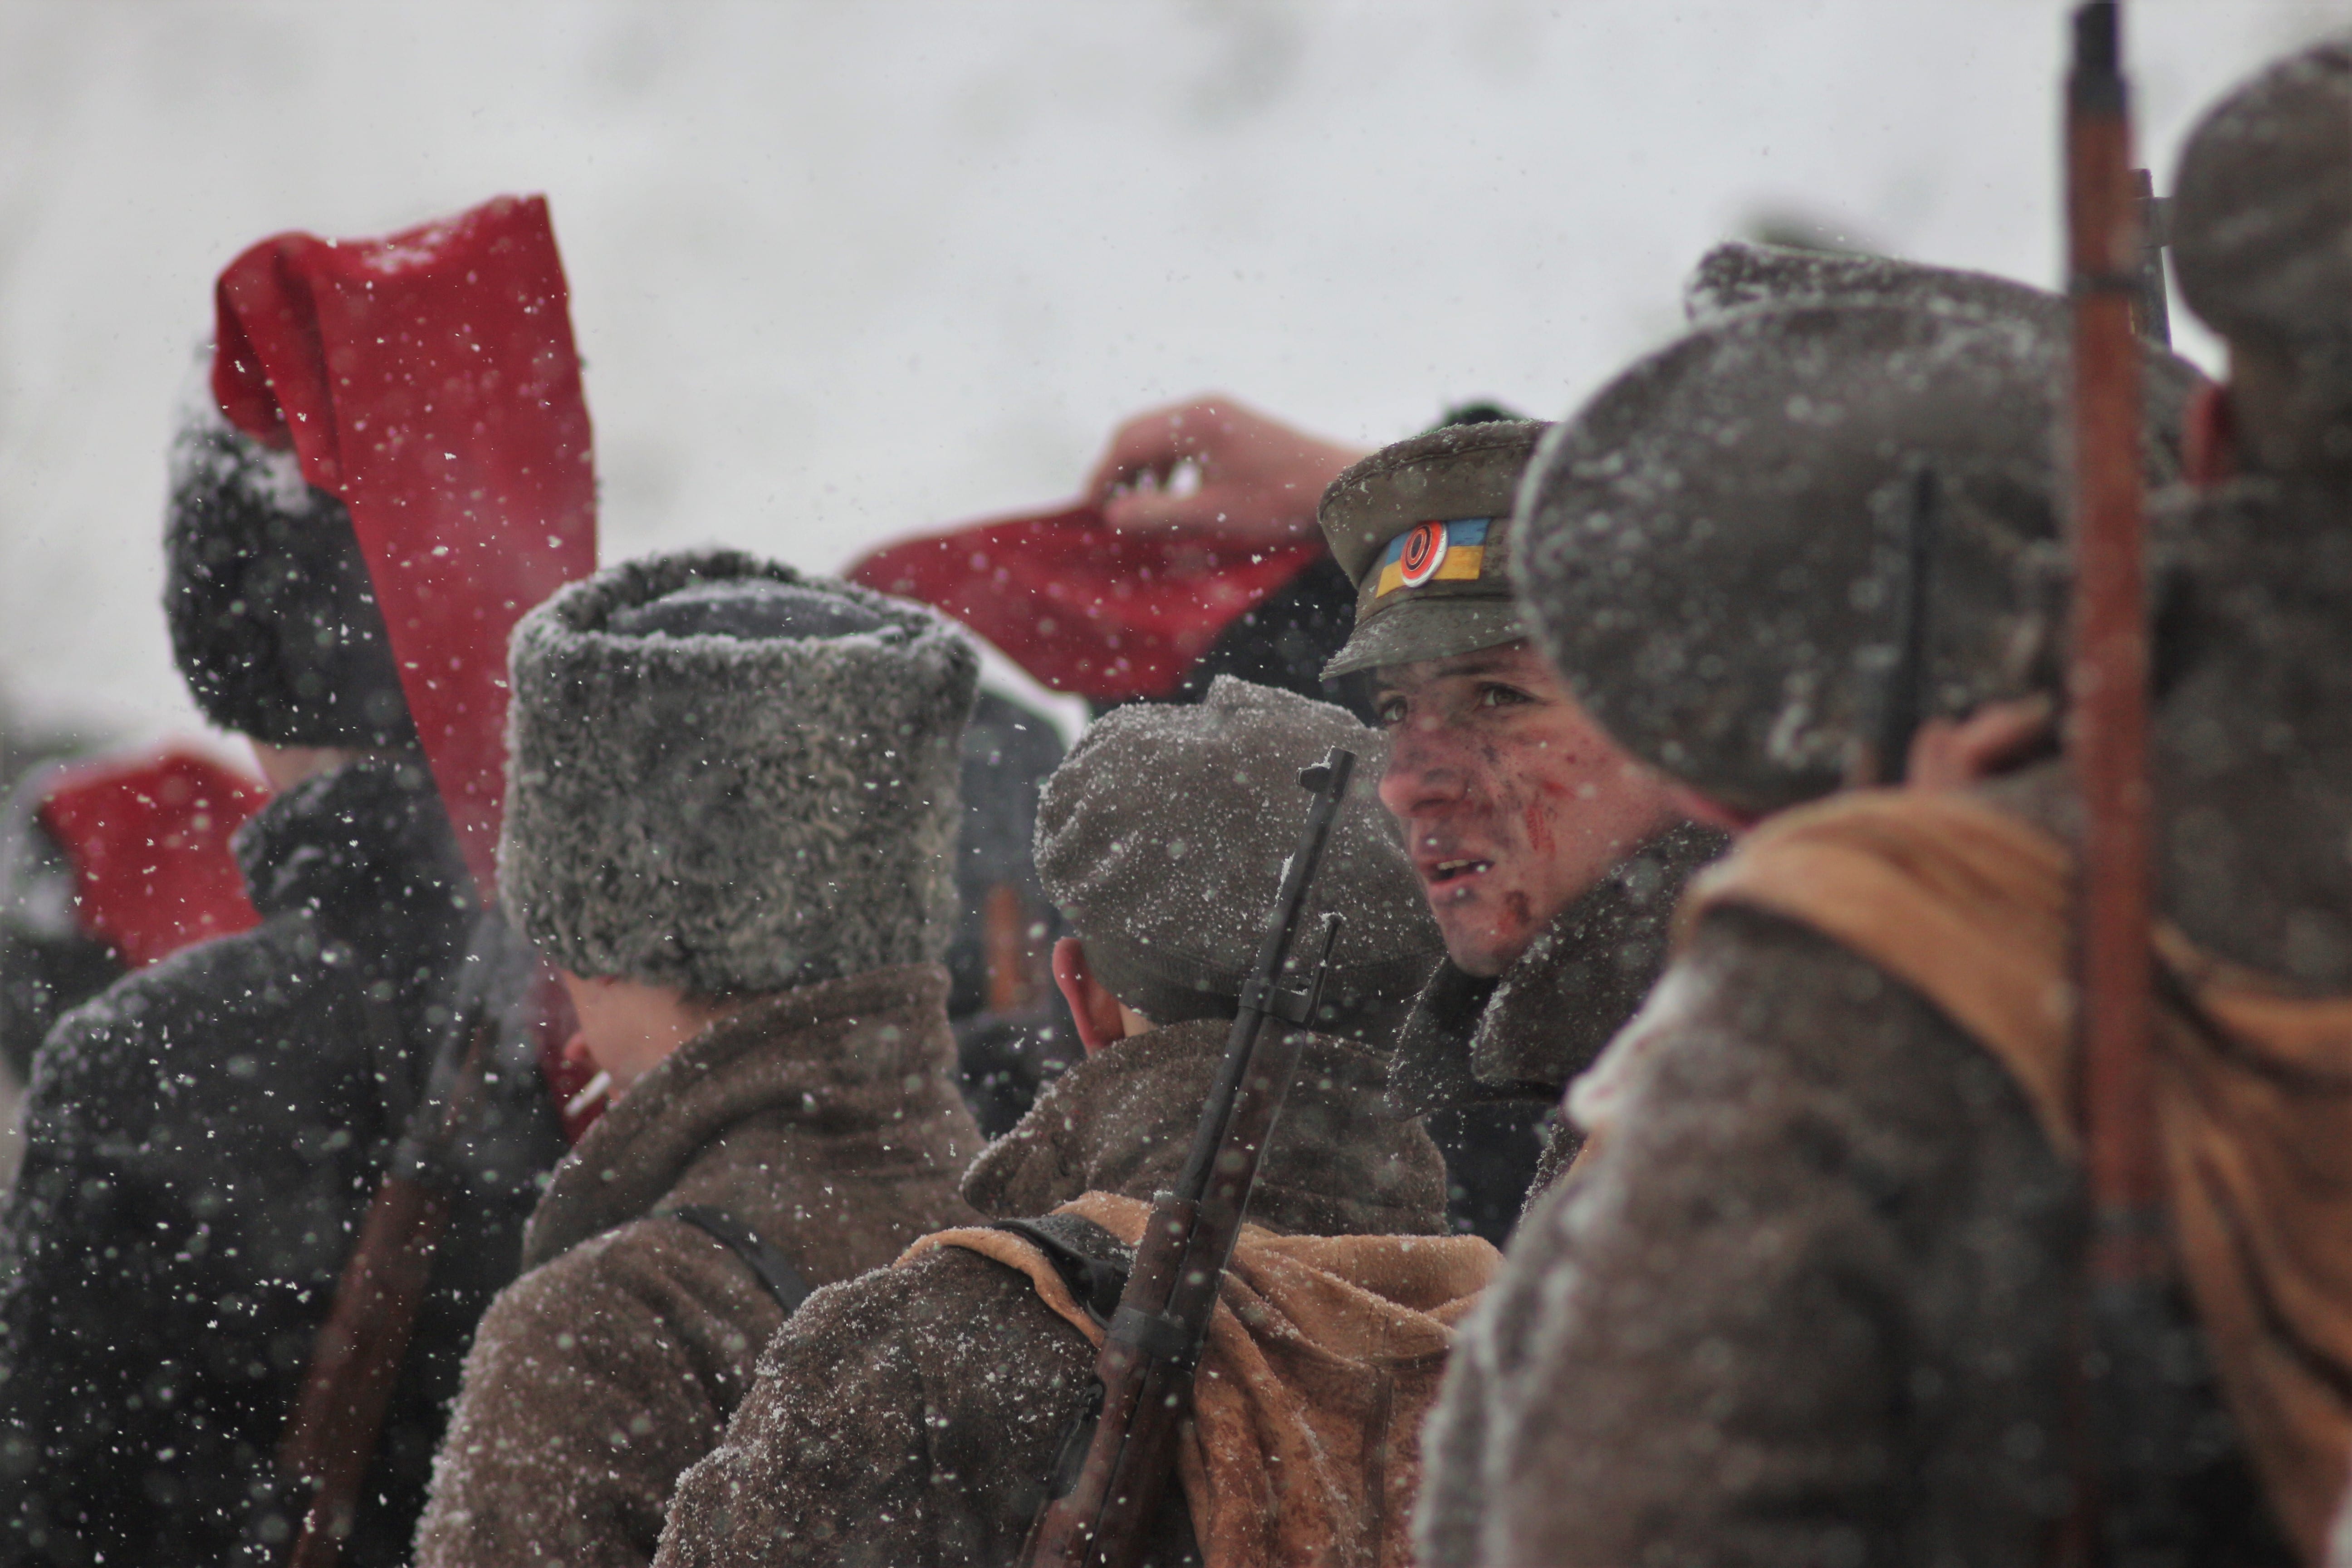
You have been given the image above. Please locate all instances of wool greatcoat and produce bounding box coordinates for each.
[412,961,985,1568]
[0,756,567,1568]
[652,1018,1458,1568]
[1388,823,1729,1240]
[1420,768,2311,1568]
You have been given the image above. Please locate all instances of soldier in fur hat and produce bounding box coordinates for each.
[413,551,988,1568]
[0,354,570,1568]
[1316,421,1728,1235]
[1421,66,2352,1551]
[654,676,1494,1568]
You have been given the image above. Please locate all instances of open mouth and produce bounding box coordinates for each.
[1423,857,1493,890]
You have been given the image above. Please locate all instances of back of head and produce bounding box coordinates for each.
[1514,299,2191,817]
[2172,39,2352,475]
[1033,676,1441,1039]
[499,549,978,996]
[163,349,414,748]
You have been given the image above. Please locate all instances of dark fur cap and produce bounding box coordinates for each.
[1514,302,2196,816]
[1034,676,1440,1039]
[499,549,978,995]
[162,353,413,747]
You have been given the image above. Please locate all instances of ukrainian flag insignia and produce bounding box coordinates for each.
[1377,518,1491,597]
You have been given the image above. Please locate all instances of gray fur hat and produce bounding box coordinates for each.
[1317,421,1550,679]
[1683,240,2067,332]
[1514,301,2197,816]
[499,549,978,995]
[1033,676,1440,1039]
[2172,39,2352,366]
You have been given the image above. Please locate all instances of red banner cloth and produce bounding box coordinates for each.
[211,195,597,900]
[38,748,269,969]
[846,504,1323,703]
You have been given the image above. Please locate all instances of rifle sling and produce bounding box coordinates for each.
[993,1215,1136,1498]
[663,1205,811,1317]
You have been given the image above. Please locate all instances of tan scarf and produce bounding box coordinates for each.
[901,1191,1499,1568]
[1682,788,2352,1565]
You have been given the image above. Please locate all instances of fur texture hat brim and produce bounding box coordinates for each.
[499,549,977,995]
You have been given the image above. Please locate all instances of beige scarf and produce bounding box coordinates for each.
[902,1191,1499,1568]
[1683,788,2352,1565]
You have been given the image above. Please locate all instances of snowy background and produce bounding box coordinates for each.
[2,0,2347,752]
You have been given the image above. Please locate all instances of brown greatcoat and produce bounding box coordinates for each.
[1418,780,2308,1568]
[652,1018,1458,1568]
[412,962,985,1568]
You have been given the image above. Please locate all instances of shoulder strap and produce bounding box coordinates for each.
[993,1214,1132,1328]
[663,1204,811,1316]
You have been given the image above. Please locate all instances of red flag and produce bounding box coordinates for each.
[211,195,597,899]
[38,748,269,969]
[847,504,1322,703]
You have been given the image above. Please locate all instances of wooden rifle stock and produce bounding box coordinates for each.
[274,963,501,1568]
[2064,5,2166,1562]
[1022,748,1357,1568]
[275,1174,453,1568]
[2067,0,2163,1315]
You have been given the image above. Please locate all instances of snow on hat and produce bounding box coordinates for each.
[1682,240,2068,331]
[206,194,596,896]
[2172,39,2352,368]
[1033,675,1440,1039]
[1514,302,2195,817]
[163,348,416,749]
[499,549,978,997]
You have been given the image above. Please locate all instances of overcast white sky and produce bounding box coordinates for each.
[1,0,2345,745]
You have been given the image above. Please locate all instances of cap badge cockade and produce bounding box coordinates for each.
[1378,518,1491,596]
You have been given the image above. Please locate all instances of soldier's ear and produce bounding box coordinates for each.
[2184,381,2238,489]
[1051,937,1127,1057]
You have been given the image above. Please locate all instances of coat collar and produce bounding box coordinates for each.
[961,1018,1449,1238]
[521,961,965,1267]
[1386,821,1730,1116]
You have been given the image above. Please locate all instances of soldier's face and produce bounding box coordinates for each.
[1374,642,1681,978]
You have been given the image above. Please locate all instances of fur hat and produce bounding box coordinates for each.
[499,549,978,995]
[1316,421,1550,679]
[1682,240,2068,331]
[1514,302,2196,816]
[1034,676,1439,1039]
[162,350,414,748]
[2172,40,2352,367]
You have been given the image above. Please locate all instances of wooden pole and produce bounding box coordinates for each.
[2067,0,2164,1303]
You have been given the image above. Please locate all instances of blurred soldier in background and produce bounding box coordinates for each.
[0,359,568,1568]
[0,748,266,1099]
[0,196,593,1568]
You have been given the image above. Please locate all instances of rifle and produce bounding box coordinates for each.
[274,910,537,1568]
[2063,4,2168,1560]
[1862,460,1943,786]
[1020,747,1357,1568]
